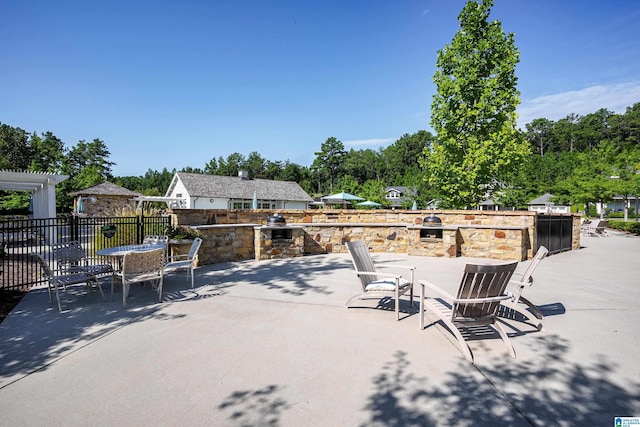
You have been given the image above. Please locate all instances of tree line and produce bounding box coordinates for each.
[2,101,639,214]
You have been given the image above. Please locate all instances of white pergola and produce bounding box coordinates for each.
[0,170,68,218]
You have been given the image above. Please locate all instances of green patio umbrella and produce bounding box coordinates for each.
[321,192,365,208]
[356,200,381,208]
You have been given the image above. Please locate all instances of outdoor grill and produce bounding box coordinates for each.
[267,213,286,227]
[421,213,443,239]
[423,213,442,227]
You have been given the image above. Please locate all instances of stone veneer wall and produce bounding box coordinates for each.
[254,227,305,261]
[302,224,410,256]
[192,225,256,265]
[82,196,137,217]
[171,209,581,265]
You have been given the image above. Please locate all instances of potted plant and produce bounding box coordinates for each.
[165,225,203,244]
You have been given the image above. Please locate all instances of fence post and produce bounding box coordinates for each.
[69,214,79,242]
[137,211,144,244]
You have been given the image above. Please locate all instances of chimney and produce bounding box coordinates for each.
[238,170,249,180]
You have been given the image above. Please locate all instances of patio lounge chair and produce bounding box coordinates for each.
[52,240,114,277]
[501,246,549,330]
[164,237,203,288]
[111,248,164,305]
[30,252,104,312]
[581,219,610,237]
[591,219,610,237]
[419,261,518,364]
[345,240,415,320]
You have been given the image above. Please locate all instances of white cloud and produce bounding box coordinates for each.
[517,81,640,128]
[343,138,395,147]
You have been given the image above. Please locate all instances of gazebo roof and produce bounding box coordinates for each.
[0,169,68,191]
[0,169,69,218]
[69,181,142,197]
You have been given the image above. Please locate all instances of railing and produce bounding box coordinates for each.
[0,215,171,292]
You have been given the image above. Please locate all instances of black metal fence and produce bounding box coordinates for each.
[536,214,574,255]
[0,215,171,292]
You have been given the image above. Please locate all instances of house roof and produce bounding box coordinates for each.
[69,181,142,197]
[168,172,314,202]
[385,186,409,193]
[528,193,555,205]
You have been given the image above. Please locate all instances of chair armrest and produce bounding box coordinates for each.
[357,271,402,280]
[419,280,455,300]
[452,294,511,304]
[166,254,189,262]
[504,278,531,302]
[379,264,415,271]
[377,264,415,283]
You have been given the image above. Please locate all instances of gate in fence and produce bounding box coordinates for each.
[536,214,574,255]
[0,214,171,292]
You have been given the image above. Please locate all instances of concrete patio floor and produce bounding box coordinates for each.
[1,231,639,426]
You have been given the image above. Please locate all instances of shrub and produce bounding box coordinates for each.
[608,220,640,235]
[606,211,625,219]
[165,225,203,240]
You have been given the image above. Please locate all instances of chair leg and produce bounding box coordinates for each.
[122,282,130,305]
[91,277,105,301]
[503,300,544,331]
[518,296,544,320]
[494,321,516,358]
[47,281,53,306]
[344,294,363,308]
[419,283,425,330]
[53,282,62,312]
[445,322,475,364]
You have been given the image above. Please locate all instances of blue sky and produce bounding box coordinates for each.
[2,0,639,177]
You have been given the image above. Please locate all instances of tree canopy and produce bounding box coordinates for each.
[423,0,530,209]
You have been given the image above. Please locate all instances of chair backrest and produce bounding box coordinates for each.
[187,237,203,260]
[143,235,169,246]
[586,219,602,231]
[121,249,164,282]
[454,262,518,320]
[595,220,608,231]
[52,241,85,265]
[520,246,548,284]
[346,240,377,288]
[509,246,548,301]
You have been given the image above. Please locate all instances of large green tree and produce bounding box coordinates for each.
[311,137,346,194]
[423,0,529,208]
[0,123,31,170]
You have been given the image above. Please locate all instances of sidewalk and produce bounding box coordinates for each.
[1,231,639,426]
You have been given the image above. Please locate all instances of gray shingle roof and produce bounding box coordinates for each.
[528,193,554,205]
[69,182,142,197]
[172,173,313,202]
